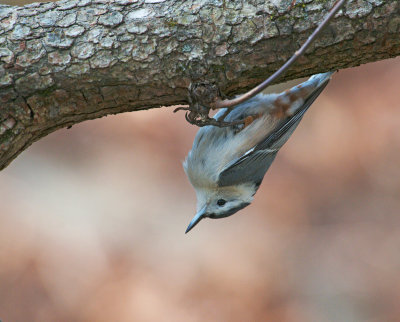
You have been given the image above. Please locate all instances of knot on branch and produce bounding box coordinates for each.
[174,82,248,128]
[174,82,223,127]
[188,81,221,108]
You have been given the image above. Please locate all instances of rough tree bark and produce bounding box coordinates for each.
[0,0,399,170]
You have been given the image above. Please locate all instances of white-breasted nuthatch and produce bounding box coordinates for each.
[183,72,334,233]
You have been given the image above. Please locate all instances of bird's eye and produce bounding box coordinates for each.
[217,199,226,206]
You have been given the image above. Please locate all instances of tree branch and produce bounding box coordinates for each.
[0,0,399,170]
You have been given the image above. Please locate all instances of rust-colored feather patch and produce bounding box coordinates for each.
[243,113,263,129]
[271,96,290,119]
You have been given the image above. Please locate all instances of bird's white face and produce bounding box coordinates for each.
[198,191,252,218]
[185,183,257,233]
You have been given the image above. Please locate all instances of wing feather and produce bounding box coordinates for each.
[218,80,330,187]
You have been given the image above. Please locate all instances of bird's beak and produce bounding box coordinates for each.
[185,206,207,234]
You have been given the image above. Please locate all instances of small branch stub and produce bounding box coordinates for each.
[174,82,245,127]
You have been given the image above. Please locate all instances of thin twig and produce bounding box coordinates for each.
[213,0,346,110]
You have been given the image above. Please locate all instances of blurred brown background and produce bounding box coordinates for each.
[2,1,400,321]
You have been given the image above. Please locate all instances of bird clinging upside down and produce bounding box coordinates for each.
[183,72,334,233]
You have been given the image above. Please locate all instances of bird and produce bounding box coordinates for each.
[183,72,334,233]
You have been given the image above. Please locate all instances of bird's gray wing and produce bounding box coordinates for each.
[218,81,329,187]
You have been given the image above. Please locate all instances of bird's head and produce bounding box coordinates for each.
[185,183,257,233]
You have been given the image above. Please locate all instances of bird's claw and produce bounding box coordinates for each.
[174,105,259,131]
[174,104,243,128]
